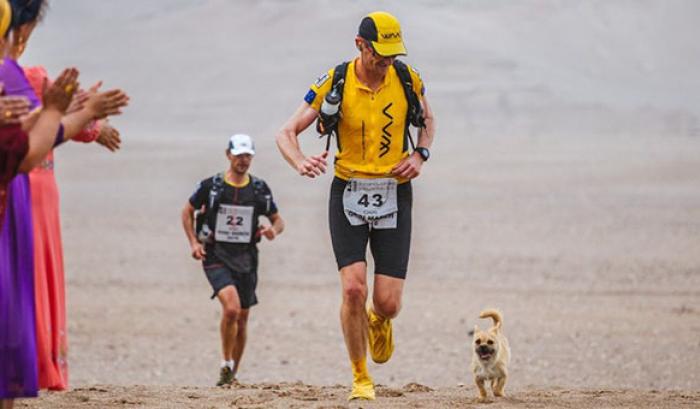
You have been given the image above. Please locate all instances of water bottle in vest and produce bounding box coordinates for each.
[317,79,343,136]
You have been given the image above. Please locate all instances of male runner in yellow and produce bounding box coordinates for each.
[276,11,435,401]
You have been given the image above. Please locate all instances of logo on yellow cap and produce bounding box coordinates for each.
[381,32,402,40]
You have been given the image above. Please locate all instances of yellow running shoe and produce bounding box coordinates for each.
[367,307,394,364]
[349,375,375,401]
[349,359,375,401]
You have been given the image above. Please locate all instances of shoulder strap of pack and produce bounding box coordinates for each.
[322,61,350,151]
[249,174,273,214]
[332,61,350,99]
[249,175,264,195]
[213,172,225,188]
[393,59,412,86]
[393,60,425,129]
[204,172,227,232]
[208,172,226,209]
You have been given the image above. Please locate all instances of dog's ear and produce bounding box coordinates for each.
[473,324,479,335]
[489,325,500,335]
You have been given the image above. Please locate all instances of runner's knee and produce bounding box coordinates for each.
[343,281,367,307]
[373,295,401,318]
[222,305,241,322]
[341,262,368,307]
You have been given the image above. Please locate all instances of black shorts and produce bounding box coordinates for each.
[203,264,258,309]
[328,177,412,279]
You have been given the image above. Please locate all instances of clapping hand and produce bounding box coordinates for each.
[42,67,79,114]
[0,86,30,126]
[83,82,130,120]
[66,81,102,114]
[96,121,121,152]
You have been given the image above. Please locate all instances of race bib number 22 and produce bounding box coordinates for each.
[215,205,254,243]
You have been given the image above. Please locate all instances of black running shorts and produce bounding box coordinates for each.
[203,264,258,308]
[328,177,412,279]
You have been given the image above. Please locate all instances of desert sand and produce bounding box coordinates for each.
[13,0,700,407]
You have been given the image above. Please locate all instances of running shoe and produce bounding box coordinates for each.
[216,366,234,386]
[367,307,394,364]
[348,373,375,401]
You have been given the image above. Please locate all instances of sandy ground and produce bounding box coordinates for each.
[12,0,700,407]
[17,384,700,409]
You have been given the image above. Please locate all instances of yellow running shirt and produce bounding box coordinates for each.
[306,59,425,181]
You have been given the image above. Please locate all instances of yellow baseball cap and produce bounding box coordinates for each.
[358,11,407,57]
[0,0,11,38]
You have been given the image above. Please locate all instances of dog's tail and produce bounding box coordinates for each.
[479,309,503,331]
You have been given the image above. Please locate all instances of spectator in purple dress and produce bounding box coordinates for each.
[0,2,78,407]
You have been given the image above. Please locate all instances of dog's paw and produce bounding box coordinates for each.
[476,395,491,403]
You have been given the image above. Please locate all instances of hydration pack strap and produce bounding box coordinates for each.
[249,175,272,214]
[322,61,350,151]
[205,172,226,233]
[332,62,349,99]
[392,60,425,152]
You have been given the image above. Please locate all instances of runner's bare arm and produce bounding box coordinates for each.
[181,201,206,260]
[417,95,435,150]
[391,95,436,180]
[259,212,285,241]
[275,102,328,178]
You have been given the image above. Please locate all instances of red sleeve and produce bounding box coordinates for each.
[72,120,100,143]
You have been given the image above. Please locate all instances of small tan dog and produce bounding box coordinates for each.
[471,309,510,401]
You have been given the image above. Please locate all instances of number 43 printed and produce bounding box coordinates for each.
[357,193,385,208]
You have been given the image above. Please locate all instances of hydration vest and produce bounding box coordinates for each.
[195,173,271,243]
[319,59,426,151]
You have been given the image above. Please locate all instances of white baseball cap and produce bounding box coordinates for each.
[228,134,255,156]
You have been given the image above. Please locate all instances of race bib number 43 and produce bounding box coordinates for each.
[342,178,398,229]
[215,205,254,243]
